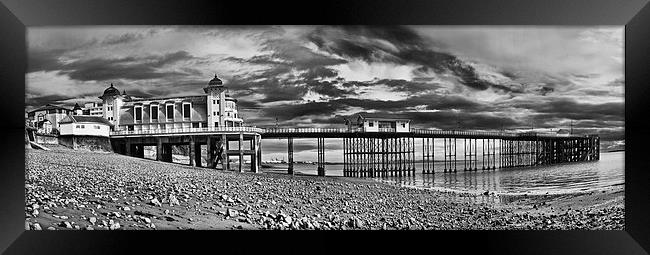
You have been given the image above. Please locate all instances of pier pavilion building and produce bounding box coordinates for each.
[345,113,411,133]
[99,75,243,132]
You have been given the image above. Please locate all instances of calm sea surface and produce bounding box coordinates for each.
[263,151,624,196]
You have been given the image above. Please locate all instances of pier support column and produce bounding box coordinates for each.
[125,140,132,156]
[288,137,294,175]
[251,135,260,173]
[206,136,213,168]
[189,137,196,167]
[133,145,144,158]
[222,134,228,170]
[238,133,243,173]
[194,141,202,167]
[161,144,173,163]
[157,138,164,161]
[317,137,325,176]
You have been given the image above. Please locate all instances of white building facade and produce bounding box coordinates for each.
[346,113,411,133]
[59,115,113,137]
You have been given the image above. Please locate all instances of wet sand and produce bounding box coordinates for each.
[25,145,624,230]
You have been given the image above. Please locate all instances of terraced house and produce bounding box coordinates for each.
[99,75,244,132]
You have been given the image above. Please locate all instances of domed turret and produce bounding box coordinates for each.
[101,83,121,98]
[208,74,223,86]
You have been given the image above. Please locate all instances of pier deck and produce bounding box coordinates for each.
[108,127,600,177]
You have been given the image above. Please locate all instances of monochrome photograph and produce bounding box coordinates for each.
[24,25,624,230]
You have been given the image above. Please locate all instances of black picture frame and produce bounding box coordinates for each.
[1,0,649,254]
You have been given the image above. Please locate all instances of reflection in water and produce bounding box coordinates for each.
[266,151,623,196]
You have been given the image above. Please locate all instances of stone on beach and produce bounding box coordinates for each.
[25,146,624,231]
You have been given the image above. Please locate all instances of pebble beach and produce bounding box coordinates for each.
[24,145,624,231]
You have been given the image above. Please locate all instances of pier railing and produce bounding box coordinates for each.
[111,126,583,138]
[111,126,265,136]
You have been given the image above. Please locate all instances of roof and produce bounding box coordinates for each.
[72,103,83,111]
[59,115,114,126]
[36,119,52,128]
[100,83,121,98]
[28,104,71,113]
[557,129,571,134]
[356,113,411,121]
[208,74,223,86]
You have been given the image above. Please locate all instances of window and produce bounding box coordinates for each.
[213,112,216,116]
[214,122,218,127]
[192,122,199,128]
[213,100,216,104]
[166,104,174,121]
[75,125,80,128]
[368,122,374,127]
[151,105,158,121]
[134,106,142,121]
[401,123,406,128]
[94,125,100,129]
[183,103,191,119]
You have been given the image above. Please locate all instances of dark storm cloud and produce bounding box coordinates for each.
[306,80,356,98]
[261,38,348,69]
[55,51,196,81]
[408,111,521,130]
[28,49,68,73]
[259,92,496,126]
[306,26,515,92]
[101,32,146,45]
[262,101,339,121]
[301,66,339,80]
[512,98,623,121]
[25,94,75,110]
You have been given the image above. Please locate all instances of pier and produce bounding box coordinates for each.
[110,127,600,177]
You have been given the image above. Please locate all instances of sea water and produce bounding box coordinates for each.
[263,151,624,196]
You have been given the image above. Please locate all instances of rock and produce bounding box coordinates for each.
[143,217,152,224]
[109,222,121,230]
[60,215,69,220]
[123,206,131,211]
[86,226,94,230]
[168,194,180,207]
[25,221,30,230]
[150,198,162,207]
[47,227,56,231]
[60,221,73,229]
[89,217,97,224]
[227,209,239,217]
[33,223,42,230]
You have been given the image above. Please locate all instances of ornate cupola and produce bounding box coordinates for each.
[204,74,224,93]
[99,83,121,100]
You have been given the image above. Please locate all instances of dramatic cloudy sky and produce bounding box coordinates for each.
[27,26,624,161]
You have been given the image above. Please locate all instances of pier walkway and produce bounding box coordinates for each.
[109,127,600,177]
